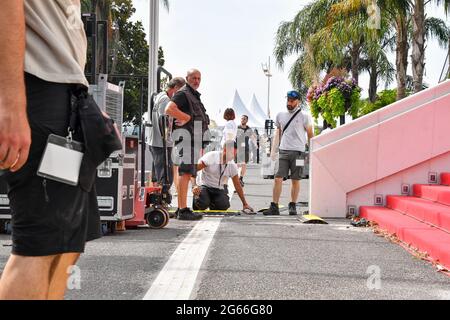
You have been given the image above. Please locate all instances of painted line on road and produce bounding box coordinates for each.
[143,218,222,300]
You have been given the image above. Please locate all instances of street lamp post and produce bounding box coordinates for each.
[261,56,272,119]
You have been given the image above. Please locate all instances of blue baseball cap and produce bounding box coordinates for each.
[287,90,300,100]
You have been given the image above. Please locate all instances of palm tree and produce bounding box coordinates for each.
[331,0,412,100]
[361,31,396,102]
[412,0,449,92]
[275,0,341,91]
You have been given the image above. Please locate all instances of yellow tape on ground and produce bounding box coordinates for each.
[195,210,241,214]
[167,209,240,214]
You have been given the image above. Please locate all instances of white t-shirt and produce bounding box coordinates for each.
[197,151,238,190]
[221,120,237,146]
[24,0,88,86]
[276,107,312,152]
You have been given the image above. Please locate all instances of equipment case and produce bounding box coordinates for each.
[96,153,136,222]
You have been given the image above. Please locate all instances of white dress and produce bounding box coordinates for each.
[221,120,237,146]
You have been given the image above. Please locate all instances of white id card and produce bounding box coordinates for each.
[296,159,305,167]
[37,134,84,186]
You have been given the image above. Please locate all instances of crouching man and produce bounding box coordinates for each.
[192,141,254,214]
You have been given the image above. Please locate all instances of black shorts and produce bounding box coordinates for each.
[3,73,101,257]
[174,143,201,178]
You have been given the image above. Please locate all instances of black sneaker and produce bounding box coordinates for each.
[178,208,203,221]
[264,202,280,216]
[288,202,298,216]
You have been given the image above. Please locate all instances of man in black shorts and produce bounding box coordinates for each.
[0,1,100,299]
[165,69,210,221]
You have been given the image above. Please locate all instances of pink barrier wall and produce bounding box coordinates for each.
[348,152,450,211]
[310,81,450,218]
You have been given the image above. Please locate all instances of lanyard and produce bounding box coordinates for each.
[218,163,228,187]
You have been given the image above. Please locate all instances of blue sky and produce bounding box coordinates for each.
[132,0,449,122]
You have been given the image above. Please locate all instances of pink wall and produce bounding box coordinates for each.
[310,81,450,218]
[348,152,450,211]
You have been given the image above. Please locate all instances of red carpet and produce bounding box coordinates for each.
[442,173,450,186]
[360,173,450,271]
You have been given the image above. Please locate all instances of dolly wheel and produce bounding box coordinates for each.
[162,210,170,228]
[146,209,168,229]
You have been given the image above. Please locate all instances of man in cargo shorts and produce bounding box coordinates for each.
[165,69,210,221]
[0,0,100,299]
[265,90,314,216]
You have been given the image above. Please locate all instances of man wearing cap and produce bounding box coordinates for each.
[265,90,314,216]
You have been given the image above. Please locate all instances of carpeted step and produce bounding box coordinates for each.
[360,206,450,270]
[441,173,450,186]
[413,184,450,206]
[360,206,431,239]
[402,228,450,269]
[386,195,450,232]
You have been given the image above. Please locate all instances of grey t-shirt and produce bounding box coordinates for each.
[149,91,174,148]
[197,151,239,190]
[276,107,312,152]
[24,0,88,86]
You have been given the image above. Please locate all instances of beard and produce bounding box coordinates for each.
[287,105,297,113]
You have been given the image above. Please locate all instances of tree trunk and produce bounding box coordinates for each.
[368,59,378,103]
[396,15,409,100]
[412,0,425,93]
[350,43,361,85]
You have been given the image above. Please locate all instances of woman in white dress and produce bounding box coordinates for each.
[221,108,237,194]
[221,108,237,146]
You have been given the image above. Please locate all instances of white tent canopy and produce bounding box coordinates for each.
[248,94,267,128]
[216,90,264,127]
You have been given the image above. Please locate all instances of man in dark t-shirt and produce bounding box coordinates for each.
[165,69,209,221]
[236,115,256,186]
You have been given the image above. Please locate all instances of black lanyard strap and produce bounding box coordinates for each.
[219,163,228,187]
[281,108,302,137]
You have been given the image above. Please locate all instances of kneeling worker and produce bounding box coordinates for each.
[192,141,254,213]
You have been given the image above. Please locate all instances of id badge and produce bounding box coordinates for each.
[296,159,305,167]
[37,134,84,186]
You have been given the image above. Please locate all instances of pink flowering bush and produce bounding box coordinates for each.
[307,76,361,128]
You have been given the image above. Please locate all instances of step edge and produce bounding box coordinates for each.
[360,206,450,235]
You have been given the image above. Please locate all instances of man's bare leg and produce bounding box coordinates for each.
[0,254,57,300]
[291,179,300,203]
[173,165,179,194]
[47,253,81,300]
[273,177,284,204]
[178,173,192,209]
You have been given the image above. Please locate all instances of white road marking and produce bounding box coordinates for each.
[143,218,222,300]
